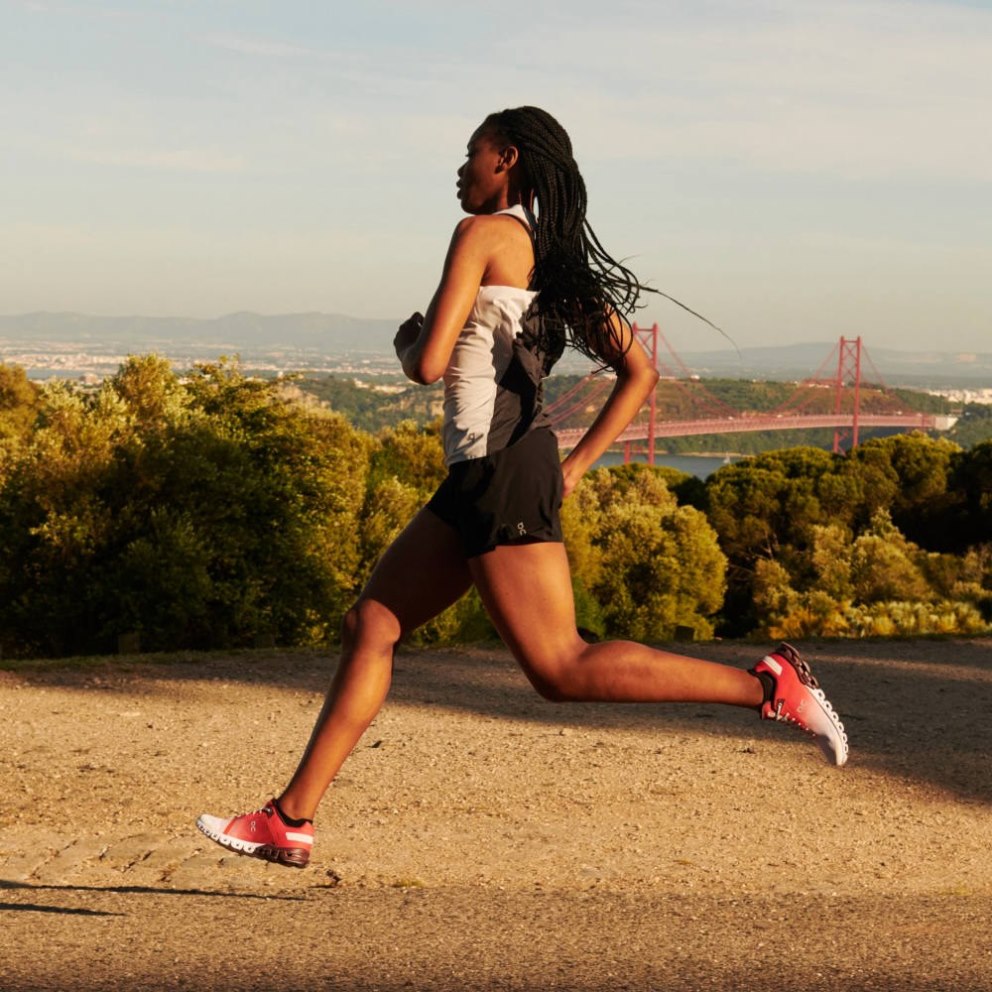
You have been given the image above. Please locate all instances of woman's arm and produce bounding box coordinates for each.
[394,217,498,385]
[559,316,660,499]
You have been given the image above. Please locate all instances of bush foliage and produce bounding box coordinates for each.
[704,436,992,638]
[1,359,988,657]
[0,358,371,656]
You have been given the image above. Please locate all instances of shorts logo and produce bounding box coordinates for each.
[517,522,527,535]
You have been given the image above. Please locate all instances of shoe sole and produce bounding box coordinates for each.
[771,643,849,767]
[195,816,310,869]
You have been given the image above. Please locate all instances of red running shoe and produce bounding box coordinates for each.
[750,642,849,767]
[196,799,313,868]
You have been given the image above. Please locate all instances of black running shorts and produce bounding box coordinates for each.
[426,427,564,559]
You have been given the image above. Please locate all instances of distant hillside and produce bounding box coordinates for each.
[2,311,990,385]
[294,372,992,451]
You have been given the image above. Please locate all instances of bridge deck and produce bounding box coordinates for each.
[553,413,946,448]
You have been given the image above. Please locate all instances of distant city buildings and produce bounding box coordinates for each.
[0,343,406,382]
[927,388,992,406]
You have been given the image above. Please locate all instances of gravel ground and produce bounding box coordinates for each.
[1,638,990,991]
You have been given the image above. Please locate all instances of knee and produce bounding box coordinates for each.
[519,643,586,703]
[340,598,402,655]
[529,672,572,703]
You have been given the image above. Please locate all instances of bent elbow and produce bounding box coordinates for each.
[643,368,660,403]
[621,358,658,384]
[625,364,659,396]
[411,358,445,385]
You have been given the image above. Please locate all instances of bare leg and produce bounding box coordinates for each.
[470,541,763,707]
[278,508,471,820]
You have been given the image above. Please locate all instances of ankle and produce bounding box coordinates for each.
[273,794,313,826]
[752,670,775,709]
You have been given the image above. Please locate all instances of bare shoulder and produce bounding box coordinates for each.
[447,213,533,286]
[452,212,528,243]
[451,214,533,256]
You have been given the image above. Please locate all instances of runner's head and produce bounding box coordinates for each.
[476,106,646,369]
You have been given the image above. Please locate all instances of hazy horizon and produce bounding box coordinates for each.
[4,0,990,354]
[2,307,991,359]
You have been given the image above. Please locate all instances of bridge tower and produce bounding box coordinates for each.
[623,322,659,465]
[832,336,863,453]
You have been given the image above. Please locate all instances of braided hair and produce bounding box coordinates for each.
[482,106,646,371]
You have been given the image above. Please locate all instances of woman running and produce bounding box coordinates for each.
[197,106,847,869]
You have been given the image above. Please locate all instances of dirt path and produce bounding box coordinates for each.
[2,639,990,991]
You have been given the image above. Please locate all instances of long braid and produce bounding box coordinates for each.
[483,106,645,370]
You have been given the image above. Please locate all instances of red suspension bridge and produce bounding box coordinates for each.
[548,326,956,463]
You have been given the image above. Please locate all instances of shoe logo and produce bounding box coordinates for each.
[517,522,527,535]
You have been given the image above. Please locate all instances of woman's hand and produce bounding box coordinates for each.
[560,459,584,501]
[394,312,424,359]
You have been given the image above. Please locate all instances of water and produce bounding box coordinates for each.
[592,451,740,479]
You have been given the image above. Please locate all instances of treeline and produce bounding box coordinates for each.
[290,375,443,433]
[0,360,989,658]
[703,440,991,638]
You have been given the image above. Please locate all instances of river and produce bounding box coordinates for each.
[592,452,742,479]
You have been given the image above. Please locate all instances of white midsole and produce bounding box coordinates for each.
[196,819,263,854]
[196,816,312,852]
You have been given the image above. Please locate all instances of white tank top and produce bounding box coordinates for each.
[441,204,554,465]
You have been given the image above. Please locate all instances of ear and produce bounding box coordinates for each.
[496,144,520,173]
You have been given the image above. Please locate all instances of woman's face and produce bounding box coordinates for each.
[456,126,511,215]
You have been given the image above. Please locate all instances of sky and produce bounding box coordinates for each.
[2,0,990,353]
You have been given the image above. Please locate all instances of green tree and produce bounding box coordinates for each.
[849,510,931,604]
[750,506,989,639]
[843,442,901,529]
[703,436,989,636]
[850,433,960,548]
[948,441,992,549]
[810,523,854,602]
[0,364,41,456]
[704,447,846,633]
[0,358,371,657]
[0,380,131,655]
[564,467,726,641]
[368,419,447,494]
[881,433,957,514]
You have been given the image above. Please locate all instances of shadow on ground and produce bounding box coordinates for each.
[0,878,304,902]
[1,885,990,992]
[5,637,991,806]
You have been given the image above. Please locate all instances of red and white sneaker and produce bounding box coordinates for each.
[196,799,314,868]
[750,643,849,767]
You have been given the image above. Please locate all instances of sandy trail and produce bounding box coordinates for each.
[1,638,990,991]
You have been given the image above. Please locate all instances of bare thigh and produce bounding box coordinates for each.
[470,540,759,706]
[469,540,584,690]
[357,506,473,638]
